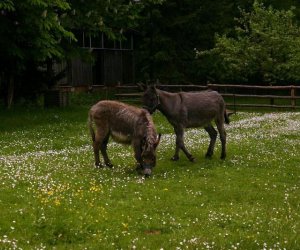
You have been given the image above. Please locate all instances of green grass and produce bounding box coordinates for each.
[0,105,299,249]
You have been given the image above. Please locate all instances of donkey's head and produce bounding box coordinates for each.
[140,133,161,176]
[138,84,160,114]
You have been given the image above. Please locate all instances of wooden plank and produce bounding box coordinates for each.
[115,93,142,97]
[226,103,300,109]
[115,85,139,90]
[291,86,296,107]
[208,84,300,90]
[221,93,300,99]
[158,85,207,91]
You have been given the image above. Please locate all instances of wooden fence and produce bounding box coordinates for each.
[112,84,300,110]
[57,84,300,110]
[207,84,300,111]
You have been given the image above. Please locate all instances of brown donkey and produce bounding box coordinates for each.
[140,85,229,161]
[88,100,161,176]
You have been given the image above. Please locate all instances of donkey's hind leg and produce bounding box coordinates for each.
[93,135,101,167]
[94,128,111,168]
[204,124,217,158]
[100,133,113,168]
[215,120,227,159]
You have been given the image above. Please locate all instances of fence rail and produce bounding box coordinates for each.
[57,84,300,109]
[207,84,300,110]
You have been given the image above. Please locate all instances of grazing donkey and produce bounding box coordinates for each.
[88,100,161,176]
[139,85,229,161]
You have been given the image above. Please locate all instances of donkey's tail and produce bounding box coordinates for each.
[88,112,95,142]
[224,110,230,124]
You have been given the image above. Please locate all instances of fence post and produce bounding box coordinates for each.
[291,85,295,109]
[233,94,236,114]
[207,83,212,90]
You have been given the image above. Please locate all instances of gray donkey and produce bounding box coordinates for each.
[139,85,229,161]
[88,100,161,176]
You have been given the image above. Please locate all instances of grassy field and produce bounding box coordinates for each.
[0,104,299,249]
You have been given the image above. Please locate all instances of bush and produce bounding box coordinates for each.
[197,1,300,85]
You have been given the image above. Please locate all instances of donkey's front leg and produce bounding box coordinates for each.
[132,139,143,171]
[172,126,194,162]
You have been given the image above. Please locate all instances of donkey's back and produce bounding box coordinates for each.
[89,100,142,125]
[89,100,143,143]
[181,90,225,109]
[179,90,227,127]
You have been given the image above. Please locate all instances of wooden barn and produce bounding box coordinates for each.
[56,31,135,88]
[45,31,136,107]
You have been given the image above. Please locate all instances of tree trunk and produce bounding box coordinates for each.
[7,75,14,109]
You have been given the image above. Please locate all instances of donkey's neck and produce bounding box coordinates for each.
[156,89,181,117]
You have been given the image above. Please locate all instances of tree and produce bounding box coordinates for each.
[134,0,258,83]
[196,1,300,85]
[0,0,75,108]
[0,0,146,107]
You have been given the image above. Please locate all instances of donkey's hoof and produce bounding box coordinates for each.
[105,162,114,168]
[188,156,195,162]
[220,154,226,160]
[95,163,104,168]
[171,156,179,161]
[205,153,213,159]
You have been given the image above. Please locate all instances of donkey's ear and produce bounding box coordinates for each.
[154,133,161,148]
[150,79,160,89]
[150,84,157,91]
[136,82,147,91]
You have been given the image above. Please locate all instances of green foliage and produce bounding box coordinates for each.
[0,0,75,65]
[65,0,144,40]
[0,0,150,105]
[0,0,15,11]
[135,0,255,83]
[197,1,300,84]
[0,0,150,72]
[0,107,299,248]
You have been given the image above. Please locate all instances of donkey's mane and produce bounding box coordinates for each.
[116,106,141,125]
[115,105,157,147]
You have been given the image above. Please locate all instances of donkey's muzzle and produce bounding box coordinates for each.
[143,168,152,177]
[142,163,153,177]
